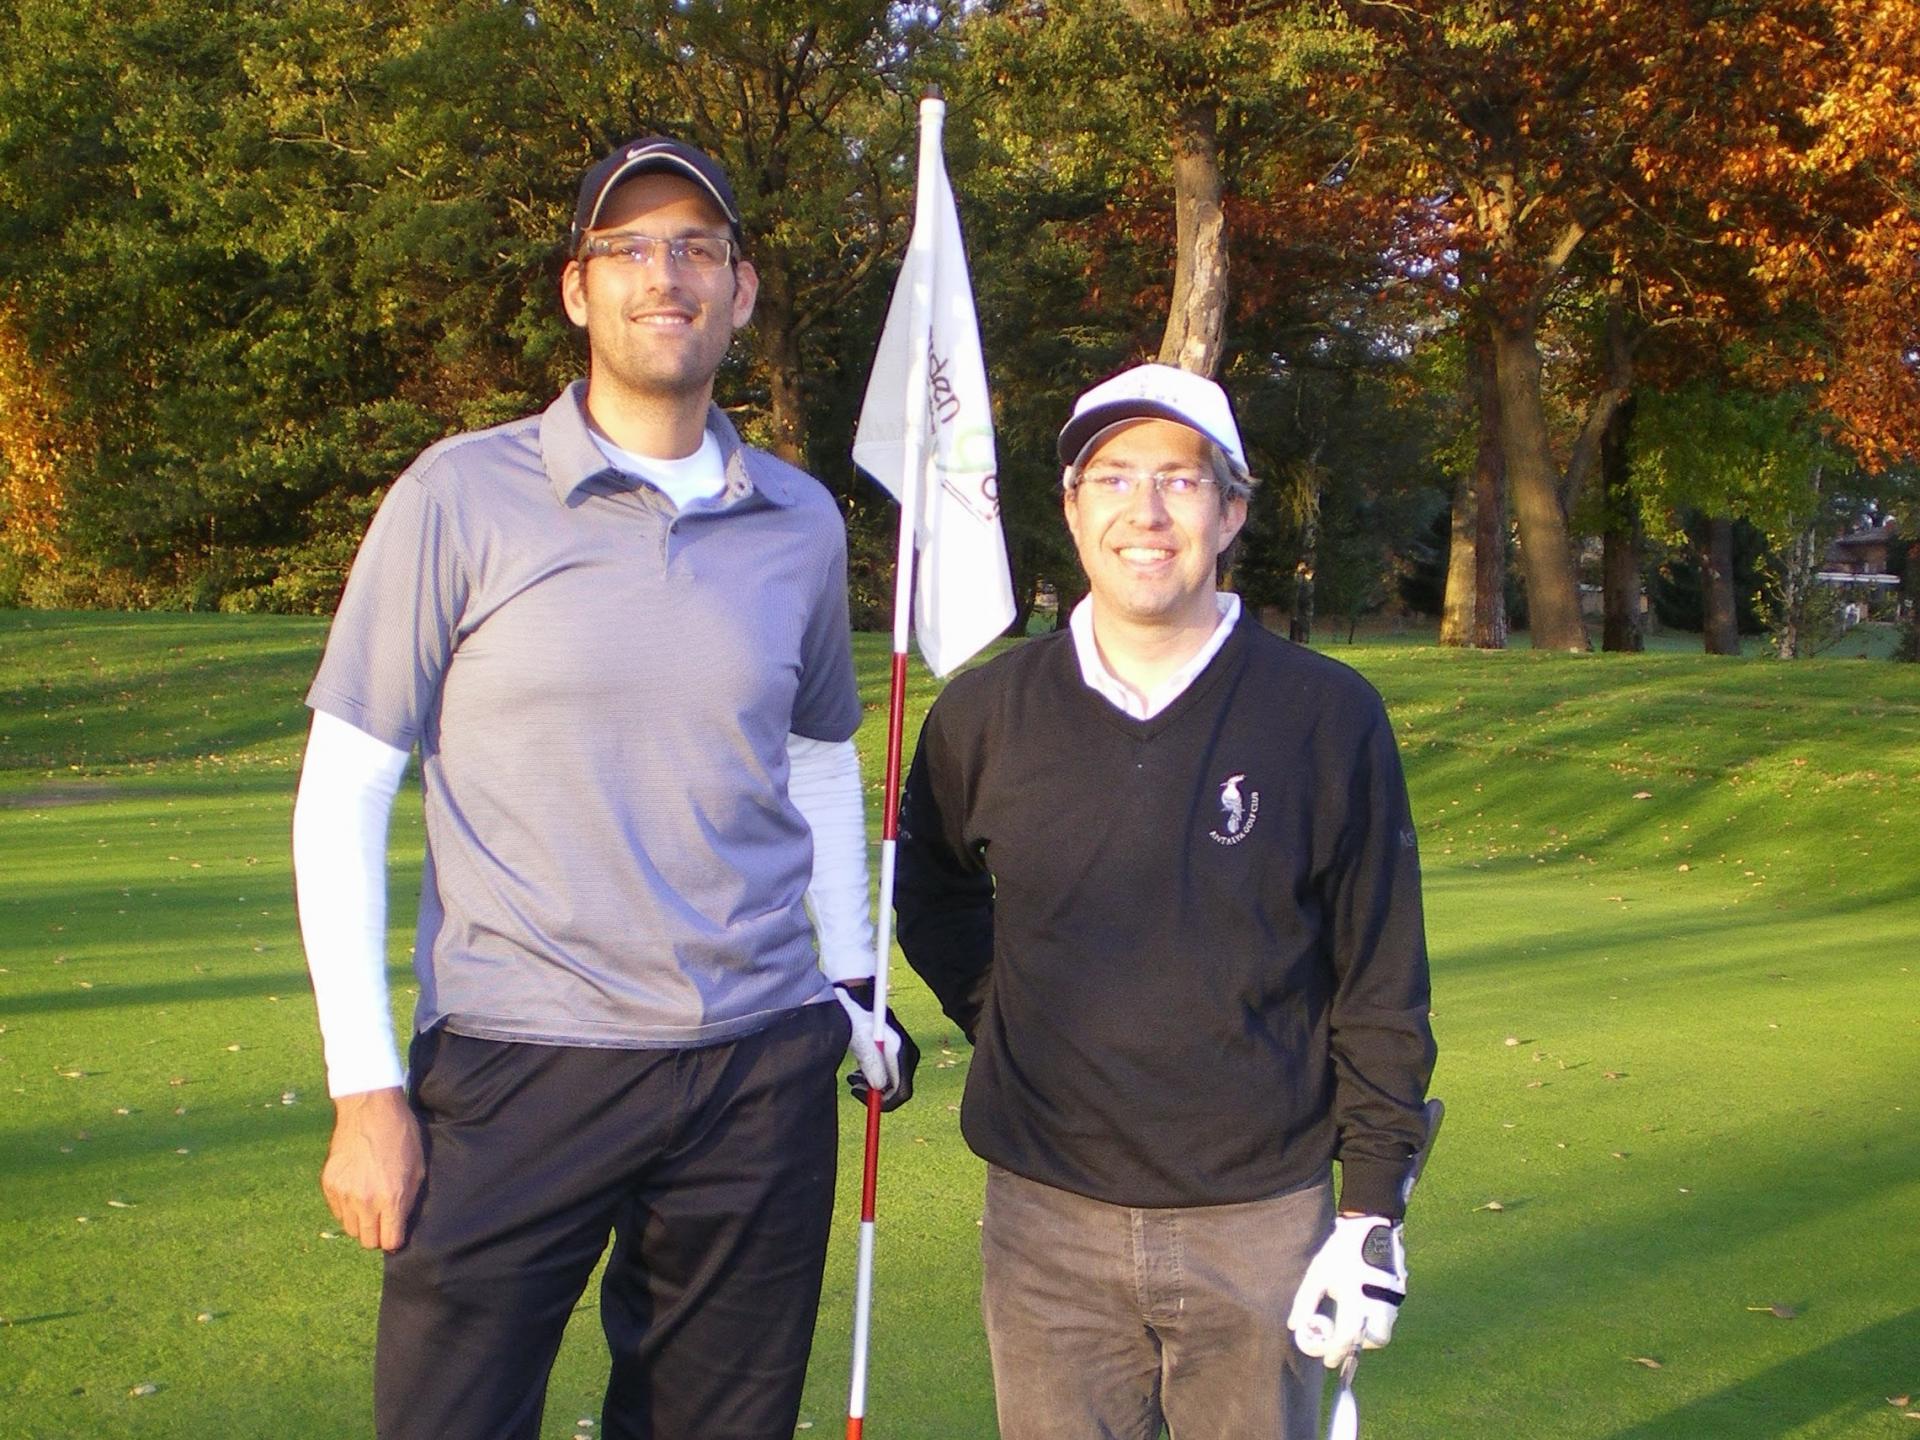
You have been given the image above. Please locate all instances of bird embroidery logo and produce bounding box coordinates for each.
[1220,774,1246,834]
[1210,772,1259,846]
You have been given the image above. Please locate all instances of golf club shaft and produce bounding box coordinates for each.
[1320,1096,1445,1440]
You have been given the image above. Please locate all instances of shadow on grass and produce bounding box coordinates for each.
[1595,1309,1920,1440]
[0,1307,98,1328]
[1400,1107,1920,1439]
[0,963,412,1020]
[2,1082,336,1190]
[1417,878,1919,983]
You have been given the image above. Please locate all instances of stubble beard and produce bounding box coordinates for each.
[591,316,733,413]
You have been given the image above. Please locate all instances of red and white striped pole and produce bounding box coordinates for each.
[847,92,947,1440]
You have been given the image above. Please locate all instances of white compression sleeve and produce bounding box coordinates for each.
[291,710,411,1097]
[786,734,875,984]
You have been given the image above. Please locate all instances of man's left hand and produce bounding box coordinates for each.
[1287,1214,1408,1367]
[833,981,920,1111]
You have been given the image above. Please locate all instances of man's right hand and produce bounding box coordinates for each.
[321,1086,425,1252]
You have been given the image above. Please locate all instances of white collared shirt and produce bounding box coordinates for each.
[1068,592,1243,720]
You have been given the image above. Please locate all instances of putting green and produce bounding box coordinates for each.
[2,612,1915,1438]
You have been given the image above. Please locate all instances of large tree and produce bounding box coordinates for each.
[0,0,944,607]
[1330,0,1856,651]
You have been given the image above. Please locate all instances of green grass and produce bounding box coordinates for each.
[3,609,1917,1438]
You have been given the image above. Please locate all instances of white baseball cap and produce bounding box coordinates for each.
[1056,363,1249,476]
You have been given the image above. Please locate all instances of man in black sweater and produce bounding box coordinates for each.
[894,364,1436,1439]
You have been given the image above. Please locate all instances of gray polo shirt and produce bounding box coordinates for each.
[307,382,861,1049]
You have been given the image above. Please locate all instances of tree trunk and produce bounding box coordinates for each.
[1773,526,1811,659]
[1439,329,1493,646]
[748,253,808,466]
[1700,515,1741,655]
[1007,541,1035,639]
[1599,394,1643,652]
[1157,101,1228,379]
[1290,516,1318,645]
[1771,467,1824,659]
[1471,438,1509,650]
[1468,326,1508,647]
[1439,468,1478,647]
[1491,313,1588,651]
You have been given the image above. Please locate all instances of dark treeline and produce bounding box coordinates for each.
[2,0,1915,655]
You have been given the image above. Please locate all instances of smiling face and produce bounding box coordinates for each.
[559,171,757,423]
[1064,418,1247,637]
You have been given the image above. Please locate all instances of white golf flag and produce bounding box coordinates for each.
[852,132,1015,678]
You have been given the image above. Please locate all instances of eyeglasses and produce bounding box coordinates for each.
[577,233,737,271]
[1070,469,1220,503]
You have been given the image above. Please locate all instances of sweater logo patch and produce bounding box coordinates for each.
[1209,773,1260,846]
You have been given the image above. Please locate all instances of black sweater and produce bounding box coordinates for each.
[894,616,1435,1215]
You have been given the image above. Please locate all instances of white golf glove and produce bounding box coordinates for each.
[1287,1214,1408,1368]
[833,981,918,1111]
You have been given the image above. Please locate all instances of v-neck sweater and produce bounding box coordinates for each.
[894,616,1435,1214]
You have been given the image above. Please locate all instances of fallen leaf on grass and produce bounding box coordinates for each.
[1746,1303,1797,1319]
[106,1199,134,1209]
[128,1382,159,1397]
[1629,1357,1663,1370]
[1475,1200,1505,1212]
[1632,791,1653,800]
[1604,1071,1627,1080]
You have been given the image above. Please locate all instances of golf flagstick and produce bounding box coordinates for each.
[845,85,1013,1437]
[843,184,932,1440]
[1324,1097,1445,1440]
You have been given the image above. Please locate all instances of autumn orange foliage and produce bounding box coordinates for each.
[1784,0,1920,469]
[0,298,79,564]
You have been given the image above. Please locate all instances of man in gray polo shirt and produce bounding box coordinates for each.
[292,137,916,1440]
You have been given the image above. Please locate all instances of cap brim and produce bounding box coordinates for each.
[580,155,741,236]
[1057,402,1245,473]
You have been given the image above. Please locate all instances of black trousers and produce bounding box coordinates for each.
[373,1002,850,1440]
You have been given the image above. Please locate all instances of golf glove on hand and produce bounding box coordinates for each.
[834,980,920,1112]
[1288,1215,1407,1368]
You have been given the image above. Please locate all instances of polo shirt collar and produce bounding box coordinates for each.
[540,380,800,509]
